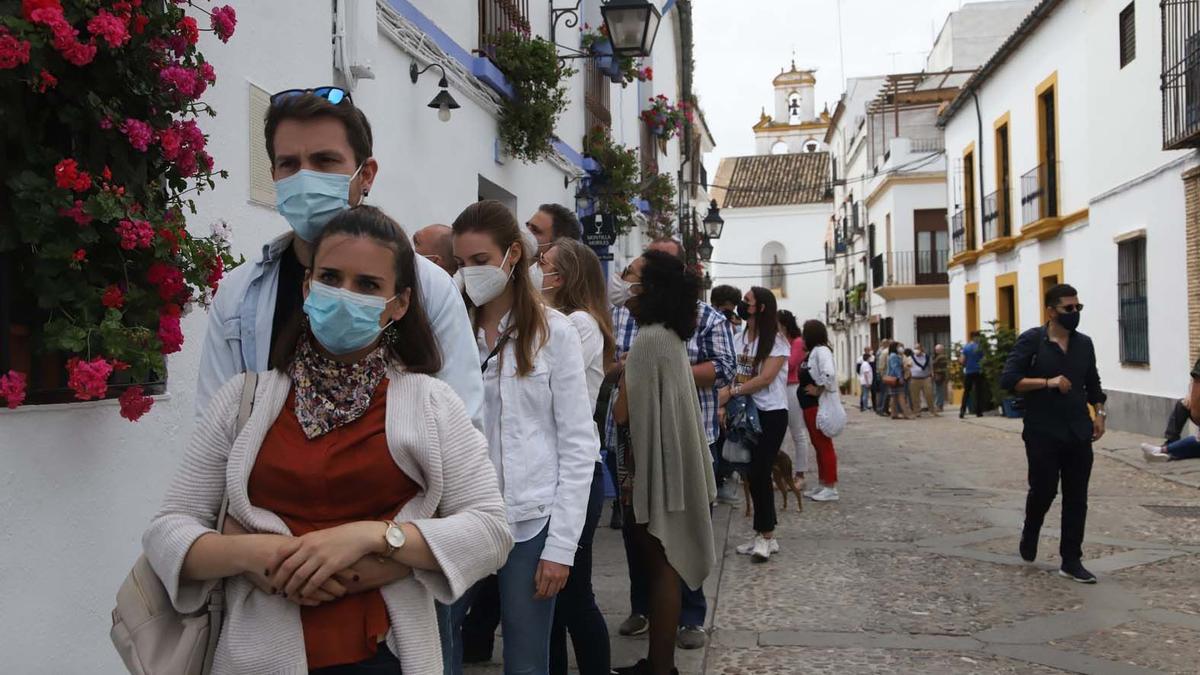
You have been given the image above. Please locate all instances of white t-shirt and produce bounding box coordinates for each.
[566,310,604,412]
[734,331,791,411]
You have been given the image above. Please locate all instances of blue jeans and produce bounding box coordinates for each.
[550,463,610,675]
[859,388,870,411]
[934,379,946,410]
[1166,435,1200,460]
[447,525,555,674]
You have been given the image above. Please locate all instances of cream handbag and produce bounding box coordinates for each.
[110,372,257,675]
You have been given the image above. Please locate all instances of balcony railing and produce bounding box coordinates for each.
[585,59,612,131]
[478,0,530,55]
[982,188,1012,242]
[1020,163,1058,225]
[950,209,967,256]
[910,137,946,153]
[872,250,949,288]
[1162,0,1200,149]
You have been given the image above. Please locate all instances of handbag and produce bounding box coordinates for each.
[882,375,900,387]
[722,395,759,465]
[110,372,258,675]
[816,389,847,438]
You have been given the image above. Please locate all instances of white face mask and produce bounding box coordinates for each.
[607,272,640,307]
[529,262,546,293]
[457,245,515,307]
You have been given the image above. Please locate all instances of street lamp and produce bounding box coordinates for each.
[600,0,662,57]
[702,199,724,239]
[697,236,714,262]
[410,63,460,122]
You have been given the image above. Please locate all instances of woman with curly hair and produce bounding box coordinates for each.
[612,250,716,675]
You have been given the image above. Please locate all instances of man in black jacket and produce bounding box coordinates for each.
[1000,284,1106,584]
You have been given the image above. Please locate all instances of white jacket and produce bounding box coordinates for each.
[480,309,600,566]
[859,360,874,387]
[566,310,605,412]
[808,344,839,393]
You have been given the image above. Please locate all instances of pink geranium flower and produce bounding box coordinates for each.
[0,370,27,409]
[67,356,113,401]
[210,5,237,43]
[118,386,154,421]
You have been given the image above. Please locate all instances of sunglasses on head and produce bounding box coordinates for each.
[269,86,352,107]
[1056,303,1084,313]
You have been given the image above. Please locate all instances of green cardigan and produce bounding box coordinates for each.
[625,323,717,590]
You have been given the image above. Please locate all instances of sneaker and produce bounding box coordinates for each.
[617,613,649,636]
[810,486,840,502]
[716,481,742,505]
[803,485,822,498]
[1019,532,1038,562]
[751,535,774,563]
[677,625,707,649]
[1059,560,1098,584]
[1141,443,1171,463]
[737,537,779,555]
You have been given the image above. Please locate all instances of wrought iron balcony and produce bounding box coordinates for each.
[872,250,949,289]
[479,0,531,55]
[1162,0,1200,149]
[982,187,1012,242]
[951,209,967,255]
[1020,163,1061,225]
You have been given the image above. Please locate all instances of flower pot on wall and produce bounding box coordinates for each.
[592,39,618,78]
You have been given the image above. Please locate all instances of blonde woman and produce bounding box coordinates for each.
[539,237,615,674]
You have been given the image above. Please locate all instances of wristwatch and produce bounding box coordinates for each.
[381,521,407,559]
[1096,409,1108,418]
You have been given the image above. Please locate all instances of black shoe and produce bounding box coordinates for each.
[462,641,493,664]
[1019,533,1037,562]
[612,660,649,675]
[1059,560,1098,584]
[609,500,624,529]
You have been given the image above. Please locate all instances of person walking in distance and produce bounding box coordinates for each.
[932,344,949,412]
[858,347,875,412]
[959,332,986,418]
[729,287,791,562]
[1000,284,1106,584]
[909,342,938,416]
[780,310,811,485]
[797,320,841,502]
[886,342,915,420]
[539,238,614,675]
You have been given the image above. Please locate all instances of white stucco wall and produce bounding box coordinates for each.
[709,204,831,323]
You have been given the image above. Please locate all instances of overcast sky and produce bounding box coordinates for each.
[693,0,975,171]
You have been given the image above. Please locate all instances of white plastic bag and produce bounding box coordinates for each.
[816,390,847,438]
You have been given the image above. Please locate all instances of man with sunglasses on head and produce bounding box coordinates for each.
[1000,284,1106,584]
[197,87,481,420]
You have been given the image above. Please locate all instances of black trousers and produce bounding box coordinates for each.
[960,373,985,416]
[749,409,789,533]
[1022,433,1094,562]
[309,644,401,674]
[550,463,610,675]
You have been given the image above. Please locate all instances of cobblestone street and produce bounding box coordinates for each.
[469,402,1200,674]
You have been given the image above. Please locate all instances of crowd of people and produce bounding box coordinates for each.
[138,90,845,675]
[134,88,1200,675]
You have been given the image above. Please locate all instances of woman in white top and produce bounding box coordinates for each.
[538,237,614,675]
[449,200,599,674]
[729,287,791,563]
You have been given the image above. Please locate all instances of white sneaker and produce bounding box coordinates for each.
[803,485,822,498]
[1141,443,1171,463]
[736,537,779,555]
[751,535,774,562]
[811,486,840,502]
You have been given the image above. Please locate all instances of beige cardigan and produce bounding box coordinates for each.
[625,324,717,590]
[142,369,513,675]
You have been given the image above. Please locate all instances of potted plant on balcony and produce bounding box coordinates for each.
[641,95,692,152]
[0,0,239,419]
[584,125,639,234]
[580,24,649,86]
[488,31,576,163]
[639,169,675,238]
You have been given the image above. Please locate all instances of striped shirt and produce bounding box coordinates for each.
[606,301,736,447]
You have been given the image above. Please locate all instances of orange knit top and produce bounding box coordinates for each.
[248,380,419,669]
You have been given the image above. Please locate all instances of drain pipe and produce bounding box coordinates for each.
[972,89,986,245]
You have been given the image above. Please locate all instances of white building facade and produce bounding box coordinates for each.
[0,1,701,671]
[940,0,1199,434]
[709,66,833,324]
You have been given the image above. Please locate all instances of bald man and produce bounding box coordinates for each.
[413,223,456,276]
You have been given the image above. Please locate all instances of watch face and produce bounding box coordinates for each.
[385,525,406,548]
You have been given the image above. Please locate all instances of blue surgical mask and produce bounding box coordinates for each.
[275,165,363,242]
[303,281,396,355]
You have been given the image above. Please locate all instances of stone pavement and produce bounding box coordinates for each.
[467,404,1200,674]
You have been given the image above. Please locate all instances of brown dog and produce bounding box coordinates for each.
[742,452,804,517]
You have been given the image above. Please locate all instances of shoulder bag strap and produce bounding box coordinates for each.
[481,330,513,374]
[204,371,257,672]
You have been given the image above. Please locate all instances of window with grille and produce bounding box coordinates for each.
[1117,236,1149,364]
[1119,3,1136,68]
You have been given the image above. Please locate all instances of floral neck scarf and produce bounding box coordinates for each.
[289,334,388,439]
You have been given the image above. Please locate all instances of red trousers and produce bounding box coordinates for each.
[802,405,838,486]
